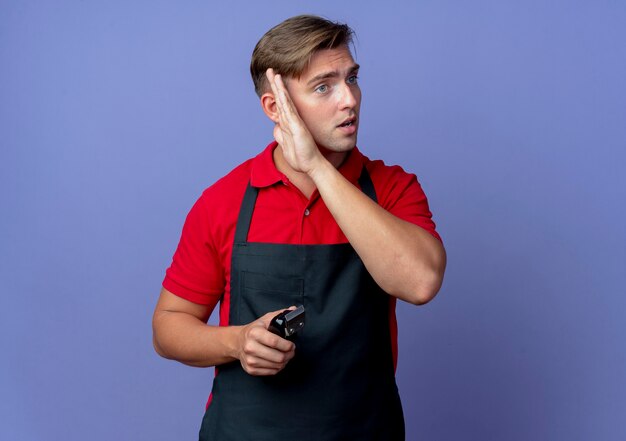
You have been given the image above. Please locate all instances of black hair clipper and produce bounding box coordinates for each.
[268,305,305,339]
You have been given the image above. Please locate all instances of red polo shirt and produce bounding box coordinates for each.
[163,141,441,367]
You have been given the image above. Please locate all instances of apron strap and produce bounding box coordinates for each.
[234,165,377,245]
[358,165,378,204]
[233,182,259,245]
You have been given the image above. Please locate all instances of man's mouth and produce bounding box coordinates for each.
[338,118,356,128]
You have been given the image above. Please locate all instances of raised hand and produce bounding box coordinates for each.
[266,68,322,175]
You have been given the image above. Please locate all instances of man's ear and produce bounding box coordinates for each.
[260,92,279,124]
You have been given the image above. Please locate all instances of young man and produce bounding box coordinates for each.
[153,15,446,440]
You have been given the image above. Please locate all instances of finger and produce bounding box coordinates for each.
[268,337,295,355]
[243,335,295,363]
[266,70,297,125]
[244,366,283,376]
[244,345,295,369]
[266,67,276,84]
[273,124,285,147]
[258,329,296,353]
[266,68,281,97]
[270,80,290,128]
[247,318,296,352]
[266,68,282,108]
[273,74,298,122]
[257,307,297,328]
[267,78,288,132]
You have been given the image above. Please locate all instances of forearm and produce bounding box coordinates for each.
[153,311,241,368]
[265,68,445,303]
[310,158,446,304]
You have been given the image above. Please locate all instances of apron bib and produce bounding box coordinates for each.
[199,168,405,441]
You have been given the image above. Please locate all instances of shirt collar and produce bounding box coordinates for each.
[250,141,283,188]
[250,141,365,188]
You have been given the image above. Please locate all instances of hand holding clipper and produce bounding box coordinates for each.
[268,305,305,339]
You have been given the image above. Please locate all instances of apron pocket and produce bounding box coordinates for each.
[239,271,304,323]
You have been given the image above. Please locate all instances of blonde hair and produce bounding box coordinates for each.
[250,15,354,97]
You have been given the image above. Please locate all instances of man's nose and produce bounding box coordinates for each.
[338,83,358,109]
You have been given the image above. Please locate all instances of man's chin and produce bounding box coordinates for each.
[317,140,358,155]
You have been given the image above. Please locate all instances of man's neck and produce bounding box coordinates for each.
[273,145,349,199]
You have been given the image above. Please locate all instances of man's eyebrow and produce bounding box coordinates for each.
[306,64,360,86]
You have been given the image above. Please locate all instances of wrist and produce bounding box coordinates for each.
[307,154,334,183]
[226,325,246,361]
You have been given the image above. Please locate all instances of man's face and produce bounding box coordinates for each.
[284,46,361,154]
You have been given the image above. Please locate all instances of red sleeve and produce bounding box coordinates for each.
[162,193,224,307]
[369,162,442,242]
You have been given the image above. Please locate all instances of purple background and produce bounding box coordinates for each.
[2,1,625,440]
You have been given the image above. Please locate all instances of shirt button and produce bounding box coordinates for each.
[304,209,310,216]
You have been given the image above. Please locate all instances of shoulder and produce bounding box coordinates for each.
[360,153,424,206]
[183,156,255,252]
[358,150,441,241]
[364,156,415,182]
[357,149,417,181]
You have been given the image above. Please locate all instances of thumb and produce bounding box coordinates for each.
[258,306,296,327]
[273,124,284,145]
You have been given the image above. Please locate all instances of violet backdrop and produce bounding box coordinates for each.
[1,1,625,440]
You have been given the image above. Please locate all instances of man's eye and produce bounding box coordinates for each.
[347,75,359,84]
[315,84,329,94]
